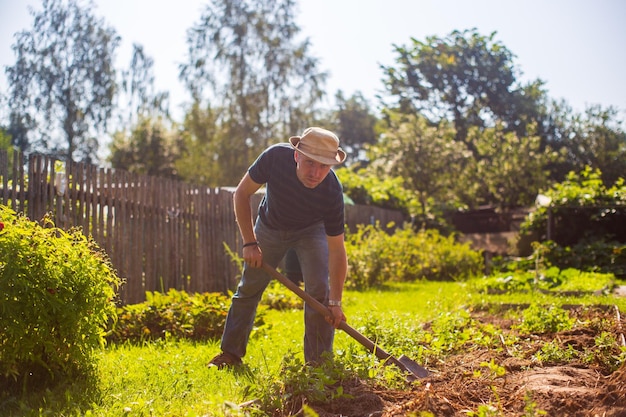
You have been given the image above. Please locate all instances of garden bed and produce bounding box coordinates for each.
[301,305,626,416]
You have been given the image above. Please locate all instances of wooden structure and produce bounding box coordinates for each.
[1,150,405,304]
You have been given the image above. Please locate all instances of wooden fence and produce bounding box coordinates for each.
[1,149,405,304]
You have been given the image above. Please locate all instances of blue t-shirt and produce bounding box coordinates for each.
[248,143,345,236]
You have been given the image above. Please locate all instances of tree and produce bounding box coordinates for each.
[381,29,548,152]
[547,104,626,186]
[5,0,119,162]
[327,91,378,166]
[174,103,232,186]
[179,0,327,181]
[116,44,170,129]
[108,117,181,179]
[467,124,559,208]
[368,111,469,219]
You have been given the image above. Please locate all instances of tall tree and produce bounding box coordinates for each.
[466,124,559,208]
[5,0,119,162]
[368,111,468,217]
[179,0,327,180]
[116,44,170,129]
[328,91,378,166]
[381,29,548,152]
[547,104,626,185]
[108,116,181,179]
[174,103,231,186]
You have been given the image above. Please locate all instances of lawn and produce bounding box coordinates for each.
[4,279,626,416]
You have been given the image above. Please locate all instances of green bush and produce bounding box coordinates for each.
[518,167,626,273]
[345,223,484,289]
[107,288,248,343]
[520,167,626,239]
[0,205,121,389]
[261,280,303,311]
[543,239,626,277]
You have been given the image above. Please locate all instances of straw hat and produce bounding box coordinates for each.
[289,127,346,165]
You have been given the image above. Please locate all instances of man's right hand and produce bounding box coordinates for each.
[244,244,263,268]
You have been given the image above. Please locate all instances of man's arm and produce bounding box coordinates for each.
[327,233,348,327]
[234,172,263,267]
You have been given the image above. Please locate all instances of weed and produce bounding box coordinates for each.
[523,391,547,416]
[249,353,352,416]
[591,332,626,371]
[532,341,578,365]
[514,304,574,335]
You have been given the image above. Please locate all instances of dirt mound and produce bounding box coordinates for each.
[307,306,626,417]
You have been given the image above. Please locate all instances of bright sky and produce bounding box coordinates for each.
[1,0,625,122]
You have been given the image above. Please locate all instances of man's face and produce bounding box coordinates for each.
[294,152,332,189]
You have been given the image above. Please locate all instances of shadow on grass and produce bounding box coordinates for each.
[0,364,102,416]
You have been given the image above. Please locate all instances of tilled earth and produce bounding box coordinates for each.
[304,306,626,417]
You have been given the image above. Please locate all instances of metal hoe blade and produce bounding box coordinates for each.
[398,354,430,379]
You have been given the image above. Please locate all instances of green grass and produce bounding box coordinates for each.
[3,279,626,416]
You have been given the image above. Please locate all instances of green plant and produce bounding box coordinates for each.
[514,304,574,335]
[523,392,547,416]
[0,205,121,391]
[533,341,578,365]
[518,167,626,272]
[261,280,303,311]
[543,238,626,276]
[335,167,415,214]
[473,267,616,294]
[467,360,506,417]
[250,353,352,416]
[107,288,243,343]
[591,332,626,372]
[345,223,484,289]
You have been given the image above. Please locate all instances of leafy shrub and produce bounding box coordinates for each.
[521,167,626,240]
[0,205,121,388]
[542,239,626,277]
[106,288,252,343]
[518,167,626,272]
[345,223,484,289]
[336,167,456,231]
[335,167,415,213]
[261,280,303,310]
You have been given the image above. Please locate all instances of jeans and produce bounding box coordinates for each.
[220,219,334,363]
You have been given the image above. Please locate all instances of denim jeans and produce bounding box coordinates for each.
[220,219,334,363]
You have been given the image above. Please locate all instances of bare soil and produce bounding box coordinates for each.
[305,306,626,417]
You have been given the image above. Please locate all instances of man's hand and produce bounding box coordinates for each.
[326,305,346,328]
[243,245,263,268]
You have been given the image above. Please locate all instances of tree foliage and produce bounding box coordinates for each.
[466,124,560,208]
[174,103,243,186]
[547,104,626,185]
[179,0,326,163]
[5,0,119,162]
[327,91,378,166]
[108,117,181,179]
[368,112,468,216]
[115,44,170,129]
[381,29,548,152]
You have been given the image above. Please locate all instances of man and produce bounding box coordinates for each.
[208,127,348,368]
